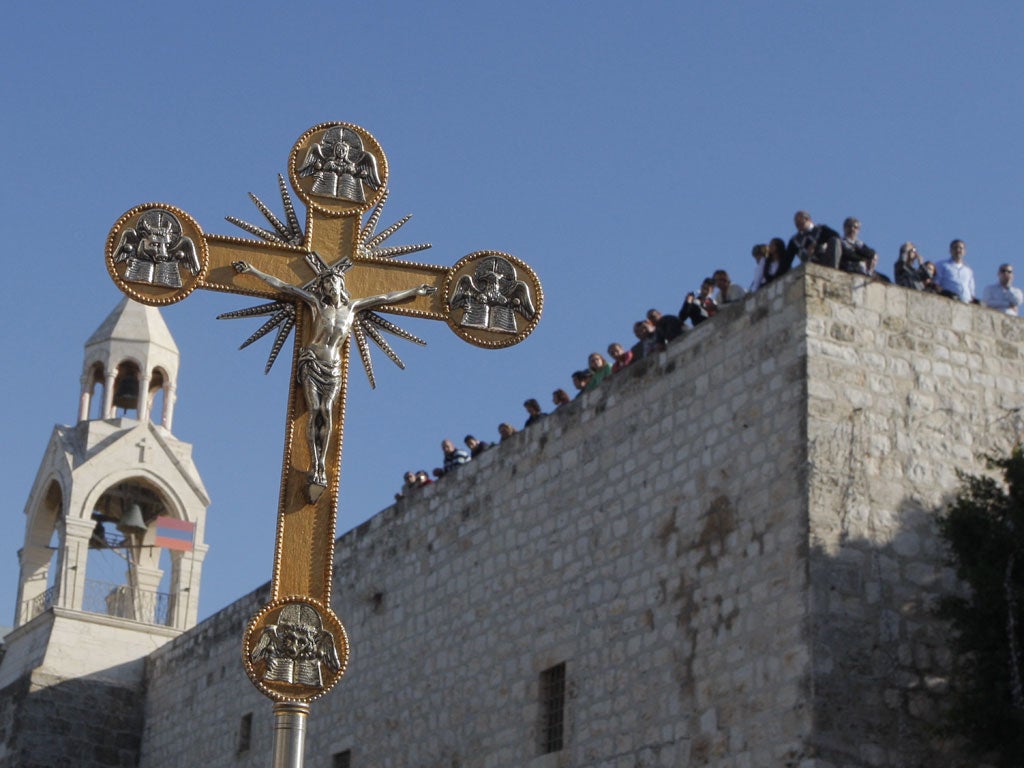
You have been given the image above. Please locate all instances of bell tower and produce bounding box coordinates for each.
[79,294,181,429]
[2,297,209,701]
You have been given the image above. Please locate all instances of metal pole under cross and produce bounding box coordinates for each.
[104,122,543,767]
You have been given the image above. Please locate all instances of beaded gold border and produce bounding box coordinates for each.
[105,203,209,306]
[242,595,350,703]
[442,250,544,348]
[288,122,389,219]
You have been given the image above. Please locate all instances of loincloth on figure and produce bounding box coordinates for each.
[296,349,342,391]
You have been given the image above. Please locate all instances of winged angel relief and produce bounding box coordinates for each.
[296,125,382,204]
[111,209,201,288]
[450,254,536,333]
[250,602,341,687]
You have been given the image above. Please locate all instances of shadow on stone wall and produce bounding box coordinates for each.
[808,493,980,768]
[0,664,144,768]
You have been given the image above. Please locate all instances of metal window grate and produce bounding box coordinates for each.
[539,662,566,754]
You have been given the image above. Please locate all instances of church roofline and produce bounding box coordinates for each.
[85,296,179,357]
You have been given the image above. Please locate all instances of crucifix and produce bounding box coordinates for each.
[104,122,543,766]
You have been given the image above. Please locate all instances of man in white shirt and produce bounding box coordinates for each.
[935,240,975,303]
[982,264,1023,315]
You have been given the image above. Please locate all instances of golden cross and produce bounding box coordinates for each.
[104,122,543,708]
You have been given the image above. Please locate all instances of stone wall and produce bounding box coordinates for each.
[0,609,180,768]
[803,270,1024,767]
[142,270,812,767]
[136,266,1024,767]
[139,584,273,766]
[0,672,145,768]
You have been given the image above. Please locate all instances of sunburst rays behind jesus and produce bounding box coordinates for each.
[217,176,432,388]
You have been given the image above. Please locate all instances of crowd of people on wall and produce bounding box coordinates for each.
[396,210,1022,499]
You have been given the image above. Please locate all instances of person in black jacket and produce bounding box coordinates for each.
[838,217,878,274]
[787,210,842,269]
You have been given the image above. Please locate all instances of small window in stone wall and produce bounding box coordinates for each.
[332,749,352,768]
[237,712,253,754]
[539,662,567,754]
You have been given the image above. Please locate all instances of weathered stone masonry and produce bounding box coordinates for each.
[803,271,1024,767]
[136,267,1024,766]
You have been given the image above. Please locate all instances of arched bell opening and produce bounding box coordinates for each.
[87,480,171,624]
[17,481,64,626]
[112,360,142,419]
[148,367,168,427]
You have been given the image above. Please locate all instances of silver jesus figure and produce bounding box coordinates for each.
[232,260,436,493]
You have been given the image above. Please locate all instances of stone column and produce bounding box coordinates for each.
[102,369,116,419]
[163,384,177,432]
[15,545,55,626]
[78,374,91,423]
[58,517,95,612]
[168,543,207,630]
[129,562,164,623]
[137,370,150,423]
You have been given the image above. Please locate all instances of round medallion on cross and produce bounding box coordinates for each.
[289,122,389,218]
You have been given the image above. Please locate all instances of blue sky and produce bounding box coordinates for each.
[2,1,1022,622]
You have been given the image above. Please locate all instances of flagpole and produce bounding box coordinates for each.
[183,545,195,628]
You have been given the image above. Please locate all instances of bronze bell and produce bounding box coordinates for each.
[117,503,148,536]
[113,374,139,410]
